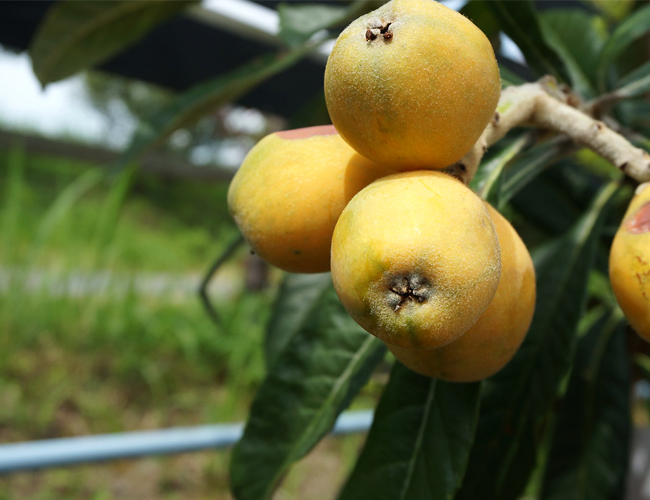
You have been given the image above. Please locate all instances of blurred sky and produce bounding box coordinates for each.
[0,46,113,144]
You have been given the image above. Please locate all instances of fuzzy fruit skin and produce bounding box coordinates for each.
[228,125,394,273]
[609,183,650,341]
[331,171,501,349]
[388,205,536,382]
[324,0,501,171]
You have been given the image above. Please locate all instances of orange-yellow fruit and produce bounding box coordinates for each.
[609,183,650,341]
[331,171,501,349]
[388,204,536,382]
[227,125,394,273]
[324,0,501,171]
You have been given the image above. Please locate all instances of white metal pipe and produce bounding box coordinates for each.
[0,410,373,473]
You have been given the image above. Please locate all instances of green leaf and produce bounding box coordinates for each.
[500,65,528,88]
[230,286,386,500]
[278,3,348,48]
[574,148,625,182]
[616,99,650,131]
[632,133,650,154]
[32,168,105,251]
[597,2,650,92]
[116,44,318,169]
[1,143,27,263]
[498,139,566,207]
[540,10,608,98]
[338,363,481,500]
[588,0,635,22]
[509,165,584,237]
[636,353,650,379]
[486,0,570,82]
[470,134,530,203]
[587,271,619,310]
[264,272,332,368]
[278,0,377,48]
[461,1,501,43]
[613,60,650,99]
[92,163,137,252]
[29,0,195,85]
[541,309,631,500]
[511,157,610,238]
[456,181,620,500]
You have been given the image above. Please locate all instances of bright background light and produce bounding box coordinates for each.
[0,1,526,150]
[0,47,112,144]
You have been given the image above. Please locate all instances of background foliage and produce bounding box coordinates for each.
[4,0,650,498]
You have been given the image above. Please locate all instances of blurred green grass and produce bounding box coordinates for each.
[0,142,272,442]
[0,144,375,499]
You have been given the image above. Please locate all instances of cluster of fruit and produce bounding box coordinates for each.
[228,0,537,382]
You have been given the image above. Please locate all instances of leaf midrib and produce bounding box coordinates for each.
[266,275,332,368]
[264,334,380,500]
[398,379,437,500]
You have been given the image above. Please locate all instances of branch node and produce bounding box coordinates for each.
[456,77,650,186]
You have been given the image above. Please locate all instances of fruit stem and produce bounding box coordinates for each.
[447,77,650,186]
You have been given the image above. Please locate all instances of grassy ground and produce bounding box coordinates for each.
[0,142,270,418]
[0,144,369,499]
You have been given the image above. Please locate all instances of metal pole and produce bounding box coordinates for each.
[0,410,373,473]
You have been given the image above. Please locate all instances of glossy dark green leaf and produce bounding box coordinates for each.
[509,160,600,237]
[616,99,650,130]
[461,1,501,43]
[613,60,650,99]
[541,309,630,500]
[500,65,528,87]
[540,10,608,98]
[512,181,576,238]
[338,363,481,500]
[486,0,570,82]
[230,286,386,500]
[116,44,317,169]
[631,133,650,155]
[597,2,650,92]
[456,181,620,500]
[264,272,332,368]
[498,139,567,207]
[29,0,194,85]
[471,134,530,203]
[278,3,347,48]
